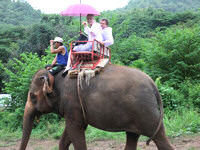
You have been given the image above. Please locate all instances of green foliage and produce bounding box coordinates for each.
[86,126,125,141]
[112,34,147,65]
[155,77,184,110]
[109,7,200,40]
[41,14,74,39]
[0,25,26,62]
[0,107,24,131]
[155,77,200,111]
[0,0,41,27]
[0,51,55,131]
[178,81,200,109]
[0,108,199,142]
[19,23,55,56]
[144,25,200,86]
[2,52,53,110]
[0,61,5,93]
[127,0,200,12]
[164,109,200,136]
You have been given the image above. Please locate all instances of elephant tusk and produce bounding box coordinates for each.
[35,114,41,123]
[37,119,40,123]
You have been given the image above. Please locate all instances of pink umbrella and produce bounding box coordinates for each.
[60,3,100,31]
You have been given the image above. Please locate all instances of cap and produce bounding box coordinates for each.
[54,37,63,43]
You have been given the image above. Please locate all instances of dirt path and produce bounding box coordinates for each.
[1,135,200,150]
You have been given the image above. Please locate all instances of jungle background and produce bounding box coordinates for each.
[0,0,200,149]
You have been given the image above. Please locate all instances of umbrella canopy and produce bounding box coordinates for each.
[61,4,100,16]
[60,4,100,31]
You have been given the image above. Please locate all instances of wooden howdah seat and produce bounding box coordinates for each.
[70,39,111,69]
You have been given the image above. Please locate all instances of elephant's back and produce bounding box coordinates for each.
[94,64,155,96]
[81,64,161,132]
[102,64,152,82]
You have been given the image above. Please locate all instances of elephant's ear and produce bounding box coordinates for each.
[40,75,53,108]
[40,75,50,94]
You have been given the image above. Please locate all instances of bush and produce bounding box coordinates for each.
[144,25,200,86]
[0,107,23,131]
[2,52,53,110]
[178,81,200,109]
[164,109,200,136]
[155,78,200,111]
[155,77,184,110]
[112,34,149,66]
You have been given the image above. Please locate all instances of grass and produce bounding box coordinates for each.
[164,109,200,137]
[0,108,199,144]
[86,126,125,141]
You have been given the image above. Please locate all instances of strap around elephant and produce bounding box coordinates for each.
[77,73,87,124]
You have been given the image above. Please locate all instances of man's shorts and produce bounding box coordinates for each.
[48,65,65,76]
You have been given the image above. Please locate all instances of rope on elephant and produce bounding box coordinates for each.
[78,69,85,89]
[78,68,95,89]
[77,70,87,124]
[77,68,96,124]
[85,69,95,86]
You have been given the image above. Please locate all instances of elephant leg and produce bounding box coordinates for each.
[153,124,174,150]
[59,125,71,150]
[66,124,87,150]
[124,132,140,150]
[64,111,87,150]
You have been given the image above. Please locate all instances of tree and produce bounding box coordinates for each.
[0,0,41,27]
[2,51,53,110]
[143,25,200,86]
[127,0,200,12]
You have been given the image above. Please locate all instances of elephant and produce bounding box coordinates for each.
[19,64,174,150]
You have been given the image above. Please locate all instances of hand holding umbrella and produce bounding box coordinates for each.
[82,21,87,27]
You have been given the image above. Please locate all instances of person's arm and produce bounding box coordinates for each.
[51,55,57,65]
[83,21,90,35]
[101,28,114,47]
[46,55,57,70]
[50,40,64,54]
[84,22,99,37]
[50,45,64,54]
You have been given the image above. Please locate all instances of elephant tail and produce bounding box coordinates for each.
[146,82,164,145]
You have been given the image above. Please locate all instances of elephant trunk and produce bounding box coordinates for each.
[19,100,35,150]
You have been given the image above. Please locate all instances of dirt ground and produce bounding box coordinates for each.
[1,135,200,150]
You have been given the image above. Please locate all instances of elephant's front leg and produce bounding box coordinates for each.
[65,114,88,150]
[59,123,72,150]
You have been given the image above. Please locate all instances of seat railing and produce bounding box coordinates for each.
[70,39,111,69]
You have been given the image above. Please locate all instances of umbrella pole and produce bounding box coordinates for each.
[80,0,81,31]
[80,14,81,31]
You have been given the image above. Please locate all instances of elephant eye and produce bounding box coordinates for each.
[30,92,37,104]
[30,92,35,99]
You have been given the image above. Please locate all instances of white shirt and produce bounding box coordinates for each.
[101,27,114,47]
[84,22,103,42]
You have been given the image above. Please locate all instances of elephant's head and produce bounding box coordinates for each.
[19,69,59,150]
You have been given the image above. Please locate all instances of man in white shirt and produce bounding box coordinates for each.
[63,14,102,73]
[73,14,103,51]
[99,18,114,47]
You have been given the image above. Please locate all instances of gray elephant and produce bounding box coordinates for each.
[19,64,174,150]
